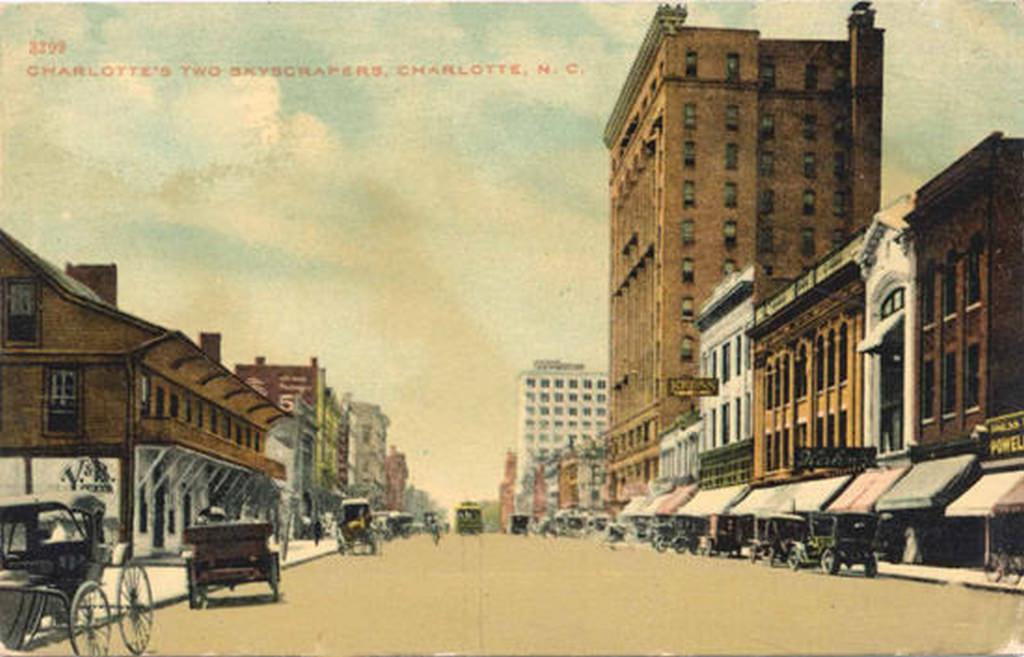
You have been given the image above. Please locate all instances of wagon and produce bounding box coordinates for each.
[0,493,153,655]
[336,499,379,556]
[183,520,280,609]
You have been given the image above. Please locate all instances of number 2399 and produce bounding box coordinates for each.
[29,41,67,55]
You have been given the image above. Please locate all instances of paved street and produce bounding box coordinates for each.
[35,534,1024,655]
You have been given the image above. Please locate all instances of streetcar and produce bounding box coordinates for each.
[455,502,484,535]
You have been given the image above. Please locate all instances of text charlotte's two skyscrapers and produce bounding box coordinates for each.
[605,3,884,507]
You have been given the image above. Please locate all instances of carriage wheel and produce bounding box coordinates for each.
[788,548,802,571]
[117,564,154,655]
[70,581,112,656]
[820,549,839,575]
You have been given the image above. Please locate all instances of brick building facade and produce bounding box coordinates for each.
[605,3,883,508]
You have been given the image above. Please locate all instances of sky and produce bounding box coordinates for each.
[1,1,1023,513]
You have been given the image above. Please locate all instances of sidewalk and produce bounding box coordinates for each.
[877,561,1024,595]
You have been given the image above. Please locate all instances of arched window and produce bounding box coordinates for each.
[967,234,983,304]
[839,324,849,383]
[880,288,905,319]
[766,363,774,410]
[773,358,781,408]
[795,345,808,398]
[815,336,825,391]
[782,355,790,404]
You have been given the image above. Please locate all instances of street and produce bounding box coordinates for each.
[37,534,1024,655]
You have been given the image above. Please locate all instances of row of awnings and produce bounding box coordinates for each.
[617,452,1024,519]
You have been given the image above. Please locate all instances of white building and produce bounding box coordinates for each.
[659,417,701,483]
[857,194,917,464]
[516,360,608,513]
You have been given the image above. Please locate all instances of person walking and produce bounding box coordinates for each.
[314,517,324,546]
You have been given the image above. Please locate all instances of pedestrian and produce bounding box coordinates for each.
[314,517,323,546]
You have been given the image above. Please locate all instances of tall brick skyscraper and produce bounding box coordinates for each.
[605,3,883,507]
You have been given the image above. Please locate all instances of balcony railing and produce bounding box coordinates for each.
[139,417,286,480]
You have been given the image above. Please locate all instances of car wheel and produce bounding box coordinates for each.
[821,549,839,575]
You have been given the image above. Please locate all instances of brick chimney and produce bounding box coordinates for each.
[310,357,318,369]
[65,263,117,307]
[255,356,266,365]
[199,332,222,363]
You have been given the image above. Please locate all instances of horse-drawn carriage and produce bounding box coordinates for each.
[336,498,380,556]
[0,494,153,655]
[183,518,281,609]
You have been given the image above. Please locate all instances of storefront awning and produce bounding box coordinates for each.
[730,484,793,516]
[828,468,909,513]
[858,311,904,353]
[620,495,652,517]
[946,470,1024,517]
[657,484,698,515]
[786,475,852,513]
[875,454,978,512]
[642,492,674,515]
[676,484,748,517]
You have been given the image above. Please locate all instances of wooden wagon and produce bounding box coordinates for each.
[183,521,280,609]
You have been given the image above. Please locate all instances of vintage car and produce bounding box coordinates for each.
[650,514,678,552]
[0,494,153,656]
[183,518,281,609]
[387,512,415,540]
[455,502,484,535]
[589,513,610,533]
[749,513,808,566]
[672,514,708,554]
[336,499,379,556]
[698,513,753,557]
[509,514,531,536]
[786,512,879,577]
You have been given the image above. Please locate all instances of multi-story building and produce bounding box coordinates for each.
[348,400,388,507]
[696,266,756,488]
[748,232,869,483]
[0,229,287,556]
[267,394,318,537]
[558,448,579,509]
[659,415,701,484]
[515,360,608,512]
[605,3,883,509]
[383,446,408,511]
[498,450,517,531]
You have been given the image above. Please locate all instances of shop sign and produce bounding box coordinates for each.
[794,447,876,471]
[668,377,718,397]
[61,457,116,494]
[986,411,1024,458]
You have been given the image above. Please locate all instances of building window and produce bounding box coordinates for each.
[760,114,775,139]
[5,279,40,344]
[834,116,849,142]
[682,258,694,283]
[943,250,957,317]
[922,263,936,325]
[185,397,192,423]
[724,220,737,246]
[169,393,179,419]
[833,152,847,179]
[758,222,774,254]
[922,359,935,420]
[681,220,694,245]
[815,336,825,391]
[801,228,815,257]
[965,344,980,410]
[834,67,849,90]
[759,61,775,89]
[736,336,743,376]
[681,337,694,362]
[832,229,846,248]
[155,387,165,418]
[781,356,790,404]
[721,402,731,445]
[681,297,694,319]
[839,410,848,447]
[803,190,816,215]
[684,141,696,167]
[725,143,738,170]
[881,288,904,319]
[722,343,731,384]
[759,150,774,176]
[759,189,774,214]
[803,115,817,140]
[724,182,737,208]
[540,379,550,388]
[827,331,837,387]
[725,105,739,131]
[141,376,152,417]
[210,407,217,433]
[683,103,696,129]
[839,324,849,383]
[683,181,695,208]
[795,345,807,398]
[46,367,79,434]
[726,53,740,82]
[967,235,983,305]
[805,63,818,90]
[526,378,536,387]
[802,152,816,178]
[942,352,957,415]
[833,191,848,217]
[686,51,698,78]
[554,379,564,388]
[723,259,737,276]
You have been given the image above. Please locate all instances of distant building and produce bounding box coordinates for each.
[605,3,884,509]
[349,400,389,507]
[384,446,409,511]
[498,451,517,532]
[515,360,608,515]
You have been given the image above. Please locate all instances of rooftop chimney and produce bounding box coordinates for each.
[65,263,117,307]
[255,356,266,365]
[199,332,222,363]
[311,357,318,369]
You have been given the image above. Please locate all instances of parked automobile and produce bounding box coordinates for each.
[184,518,281,609]
[509,514,530,536]
[749,513,808,566]
[698,513,752,557]
[672,514,708,554]
[787,512,879,577]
